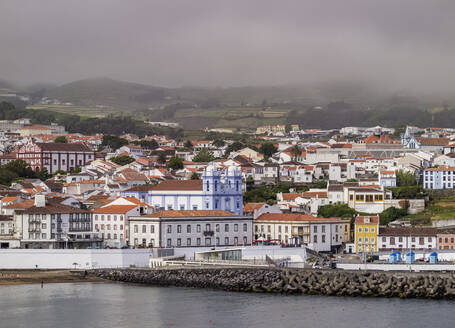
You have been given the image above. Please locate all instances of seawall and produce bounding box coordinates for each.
[92,267,455,299]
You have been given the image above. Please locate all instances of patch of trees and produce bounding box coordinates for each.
[109,155,135,166]
[243,184,290,204]
[54,136,67,143]
[167,156,184,170]
[132,139,159,150]
[193,148,215,162]
[102,135,128,150]
[0,159,49,186]
[0,101,183,138]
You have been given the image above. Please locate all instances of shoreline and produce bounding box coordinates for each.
[0,269,106,286]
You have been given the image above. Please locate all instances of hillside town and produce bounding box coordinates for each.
[0,118,454,266]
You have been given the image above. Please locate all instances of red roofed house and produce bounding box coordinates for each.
[17,139,95,174]
[92,204,141,247]
[379,170,397,189]
[254,213,350,251]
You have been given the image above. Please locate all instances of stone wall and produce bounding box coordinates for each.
[92,267,455,299]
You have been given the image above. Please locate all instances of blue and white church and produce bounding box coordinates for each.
[122,164,244,215]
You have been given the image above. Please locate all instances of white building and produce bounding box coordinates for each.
[378,170,397,189]
[254,213,350,252]
[423,166,455,190]
[21,195,95,248]
[378,227,437,251]
[128,210,253,248]
[92,204,141,247]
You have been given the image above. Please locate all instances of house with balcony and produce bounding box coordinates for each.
[254,213,350,252]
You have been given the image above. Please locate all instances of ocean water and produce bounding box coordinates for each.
[0,282,453,328]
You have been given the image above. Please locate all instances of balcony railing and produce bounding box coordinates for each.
[203,231,214,237]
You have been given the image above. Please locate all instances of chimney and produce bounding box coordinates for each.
[34,194,46,207]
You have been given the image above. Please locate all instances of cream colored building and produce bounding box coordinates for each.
[20,125,52,136]
[254,213,350,252]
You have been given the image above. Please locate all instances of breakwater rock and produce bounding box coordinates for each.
[91,268,455,299]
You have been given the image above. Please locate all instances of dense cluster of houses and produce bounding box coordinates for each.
[0,123,454,254]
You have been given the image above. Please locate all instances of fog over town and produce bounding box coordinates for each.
[1,0,455,95]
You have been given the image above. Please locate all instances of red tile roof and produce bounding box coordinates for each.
[354,215,379,224]
[255,213,343,222]
[146,210,237,217]
[92,205,138,214]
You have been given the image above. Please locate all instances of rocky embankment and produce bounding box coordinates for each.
[91,268,455,299]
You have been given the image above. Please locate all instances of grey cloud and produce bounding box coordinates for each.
[1,0,454,94]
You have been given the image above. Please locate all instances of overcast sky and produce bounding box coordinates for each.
[1,0,454,92]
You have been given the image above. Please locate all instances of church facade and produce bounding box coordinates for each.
[122,164,244,215]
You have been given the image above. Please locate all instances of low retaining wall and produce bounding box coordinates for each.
[0,249,152,269]
[92,267,455,299]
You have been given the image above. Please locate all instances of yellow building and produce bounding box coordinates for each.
[354,215,379,253]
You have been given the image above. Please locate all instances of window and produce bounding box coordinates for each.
[225,237,229,245]
[285,226,288,233]
[278,226,282,233]
[177,238,181,247]
[180,205,185,210]
[216,224,220,232]
[419,237,424,245]
[167,205,172,210]
[358,228,362,232]
[398,237,403,242]
[322,235,326,243]
[187,238,191,246]
[167,225,172,233]
[371,227,375,233]
[243,223,247,232]
[205,224,211,232]
[322,225,326,233]
[314,226,317,233]
[243,236,247,245]
[234,224,238,232]
[134,225,138,233]
[382,237,386,242]
[120,224,123,230]
[225,224,229,232]
[187,225,191,233]
[206,180,209,191]
[313,235,317,243]
[365,228,369,233]
[142,225,146,233]
[234,237,238,245]
[41,233,46,239]
[177,225,182,233]
[205,238,211,246]
[390,237,395,245]
[167,239,171,247]
[216,237,220,246]
[192,205,198,210]
[41,223,46,229]
[150,225,155,233]
[197,224,201,233]
[197,238,201,246]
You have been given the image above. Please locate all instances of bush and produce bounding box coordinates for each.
[318,204,357,218]
[379,207,408,225]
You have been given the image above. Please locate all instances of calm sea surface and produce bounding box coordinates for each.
[0,282,454,328]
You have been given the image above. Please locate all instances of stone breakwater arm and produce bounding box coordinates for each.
[91,268,455,299]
